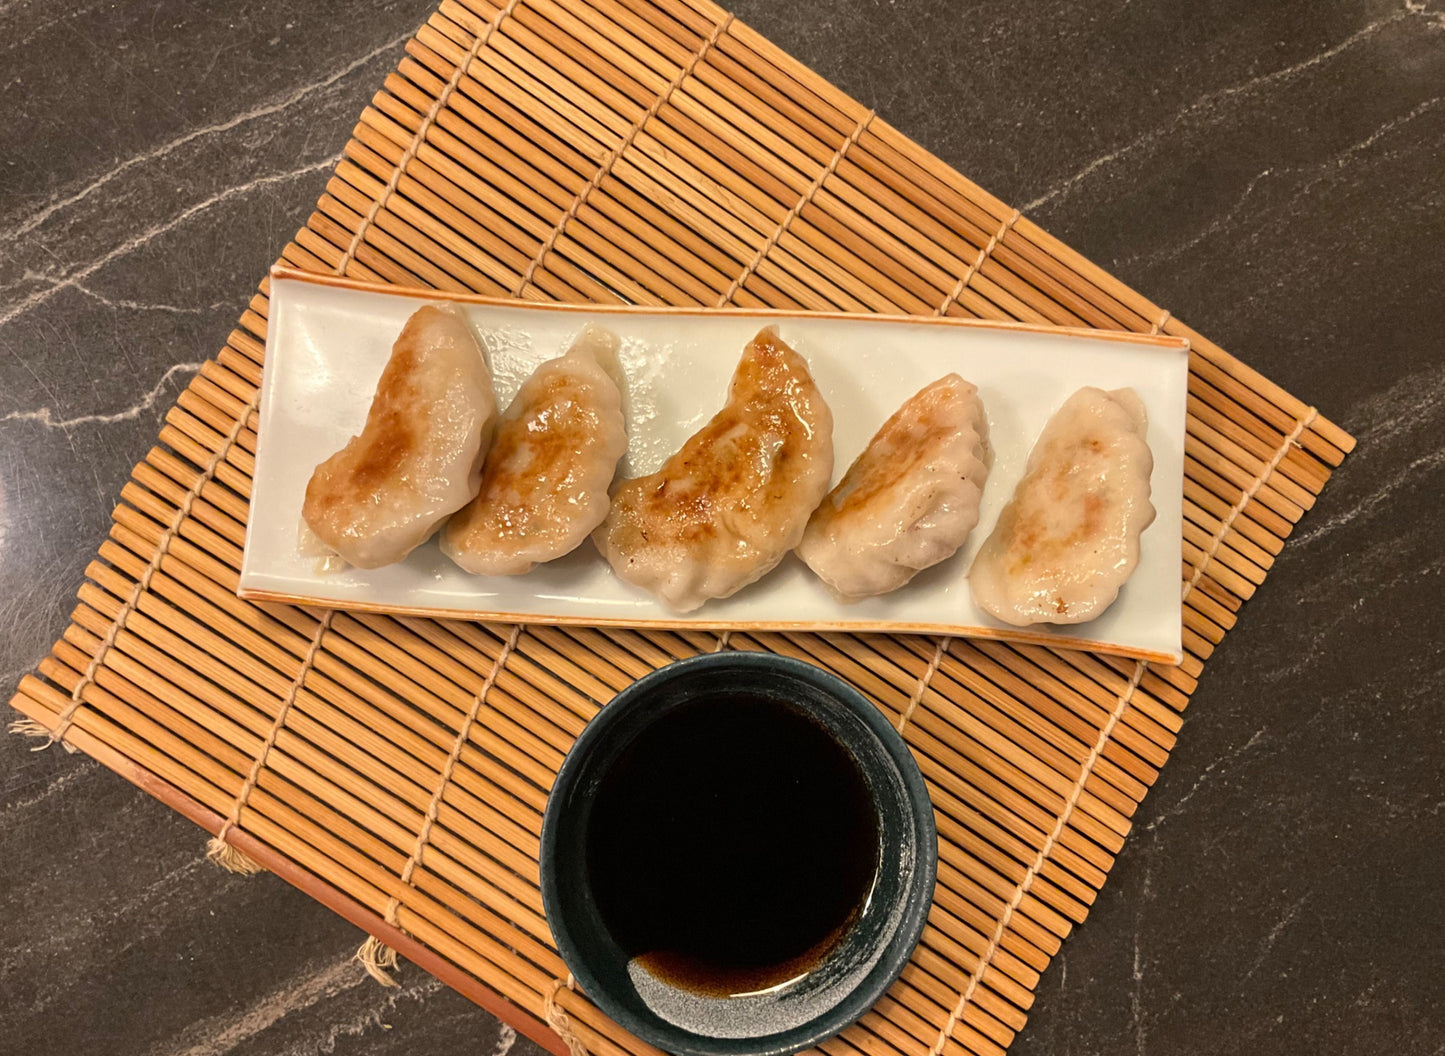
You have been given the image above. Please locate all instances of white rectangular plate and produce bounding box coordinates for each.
[240,268,1189,664]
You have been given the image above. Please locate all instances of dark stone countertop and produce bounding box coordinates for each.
[2,1,1442,1053]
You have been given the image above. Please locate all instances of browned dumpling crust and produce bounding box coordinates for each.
[442,325,626,576]
[798,374,989,600]
[969,386,1155,626]
[593,326,833,612]
[302,304,497,569]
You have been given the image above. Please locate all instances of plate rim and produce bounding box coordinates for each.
[234,585,1184,665]
[268,264,1190,353]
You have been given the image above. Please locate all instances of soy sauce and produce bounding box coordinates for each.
[586,694,880,997]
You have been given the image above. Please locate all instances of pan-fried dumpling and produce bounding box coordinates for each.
[594,326,833,612]
[302,303,496,569]
[969,386,1154,626]
[798,374,989,600]
[441,325,627,576]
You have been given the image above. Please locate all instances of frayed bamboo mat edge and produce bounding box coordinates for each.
[23,708,571,1053]
[8,1,1353,1055]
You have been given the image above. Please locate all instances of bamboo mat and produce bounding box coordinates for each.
[8,0,1354,1054]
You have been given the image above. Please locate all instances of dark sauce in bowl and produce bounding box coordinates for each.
[586,694,881,998]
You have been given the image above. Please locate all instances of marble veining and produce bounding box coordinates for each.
[1019,0,1445,214]
[2,0,1442,1053]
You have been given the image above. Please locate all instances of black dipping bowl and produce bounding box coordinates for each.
[539,652,937,1056]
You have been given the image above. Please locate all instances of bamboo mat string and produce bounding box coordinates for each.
[1182,407,1317,603]
[936,209,1020,316]
[337,0,521,276]
[1150,309,1173,335]
[200,17,429,866]
[357,623,524,984]
[717,110,876,307]
[544,973,588,1056]
[925,657,1148,1056]
[892,242,988,722]
[712,630,732,652]
[897,636,948,734]
[517,14,734,297]
[893,214,997,720]
[7,388,262,752]
[207,609,334,874]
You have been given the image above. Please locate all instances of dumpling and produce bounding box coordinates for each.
[302,303,496,569]
[593,325,833,612]
[441,325,627,576]
[969,386,1155,626]
[798,374,989,600]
